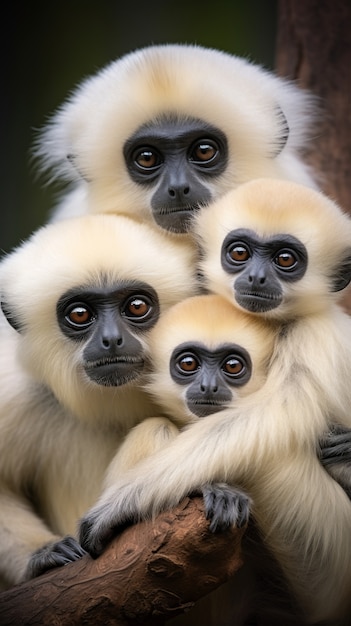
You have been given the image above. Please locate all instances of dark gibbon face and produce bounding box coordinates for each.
[169,340,252,417]
[123,114,228,233]
[56,280,160,387]
[221,228,308,313]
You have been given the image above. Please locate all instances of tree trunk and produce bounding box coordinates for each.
[0,497,245,626]
[275,0,351,311]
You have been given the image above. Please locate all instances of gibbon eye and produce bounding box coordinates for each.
[176,353,200,374]
[274,249,298,270]
[222,356,246,377]
[227,243,251,264]
[123,296,153,320]
[65,304,95,328]
[189,139,219,164]
[133,147,163,170]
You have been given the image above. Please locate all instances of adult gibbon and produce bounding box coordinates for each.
[0,212,197,588]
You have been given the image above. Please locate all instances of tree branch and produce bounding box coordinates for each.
[0,497,245,626]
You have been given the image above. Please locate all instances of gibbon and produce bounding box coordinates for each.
[0,212,198,589]
[35,43,318,233]
[104,293,275,533]
[195,176,351,493]
[78,180,351,624]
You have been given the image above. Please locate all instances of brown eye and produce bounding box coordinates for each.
[223,357,244,376]
[191,141,217,162]
[66,306,94,327]
[177,354,200,373]
[134,148,161,169]
[274,250,297,269]
[126,298,151,318]
[228,244,250,263]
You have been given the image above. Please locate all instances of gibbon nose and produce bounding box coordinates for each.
[101,331,123,350]
[248,270,266,286]
[200,373,218,394]
[168,184,190,200]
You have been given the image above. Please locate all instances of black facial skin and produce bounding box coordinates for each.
[57,280,159,386]
[123,114,228,234]
[170,341,252,417]
[221,228,308,313]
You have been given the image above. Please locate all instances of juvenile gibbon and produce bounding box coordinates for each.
[35,43,318,233]
[194,177,351,494]
[0,212,198,589]
[78,180,351,624]
[104,293,275,532]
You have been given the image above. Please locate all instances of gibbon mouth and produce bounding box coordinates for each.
[85,356,144,368]
[85,357,144,386]
[235,291,283,313]
[157,203,200,216]
[189,400,228,418]
[153,205,199,233]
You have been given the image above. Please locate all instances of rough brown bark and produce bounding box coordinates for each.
[276,0,351,209]
[0,497,245,626]
[276,0,351,311]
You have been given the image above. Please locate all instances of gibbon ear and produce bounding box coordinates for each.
[272,106,290,156]
[1,299,23,332]
[331,253,351,292]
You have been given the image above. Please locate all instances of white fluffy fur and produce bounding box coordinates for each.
[79,181,351,623]
[34,43,319,227]
[0,213,198,588]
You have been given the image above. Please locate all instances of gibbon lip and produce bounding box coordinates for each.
[189,400,228,418]
[157,203,200,215]
[85,357,144,386]
[235,291,283,312]
[238,291,281,301]
[85,356,144,369]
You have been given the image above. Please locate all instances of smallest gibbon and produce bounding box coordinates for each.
[103,293,274,533]
[78,180,351,624]
[0,212,197,589]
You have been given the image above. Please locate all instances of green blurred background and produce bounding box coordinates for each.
[1,0,278,256]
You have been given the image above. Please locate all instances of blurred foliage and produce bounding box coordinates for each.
[1,0,277,255]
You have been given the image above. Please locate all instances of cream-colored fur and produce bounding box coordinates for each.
[0,213,198,588]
